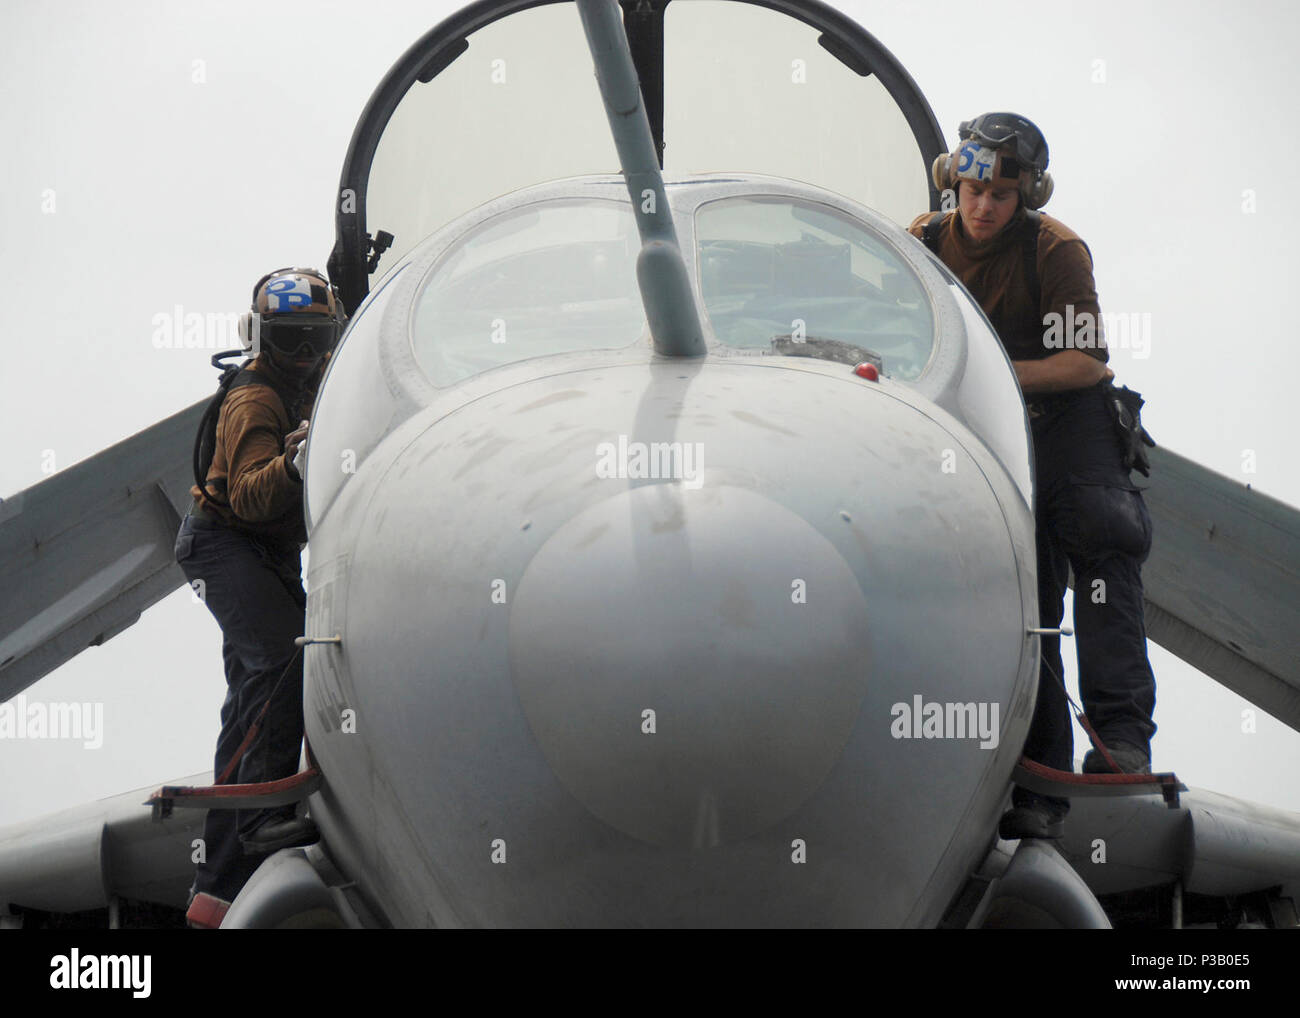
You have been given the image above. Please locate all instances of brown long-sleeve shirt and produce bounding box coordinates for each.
[191,354,326,544]
[907,208,1108,364]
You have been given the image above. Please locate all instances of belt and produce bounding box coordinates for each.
[1026,386,1092,419]
[188,499,302,553]
[188,498,224,524]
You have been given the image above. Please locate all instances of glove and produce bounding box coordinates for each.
[1106,384,1156,477]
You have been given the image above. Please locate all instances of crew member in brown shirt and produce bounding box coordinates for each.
[174,267,342,926]
[911,114,1157,840]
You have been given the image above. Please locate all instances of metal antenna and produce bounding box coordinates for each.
[575,0,707,358]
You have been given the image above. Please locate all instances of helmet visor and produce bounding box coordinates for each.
[260,315,340,358]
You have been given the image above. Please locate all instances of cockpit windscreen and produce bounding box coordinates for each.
[695,197,934,379]
[410,199,646,387]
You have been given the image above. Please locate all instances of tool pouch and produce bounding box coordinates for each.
[1104,383,1156,477]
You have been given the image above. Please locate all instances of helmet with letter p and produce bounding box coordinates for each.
[238,266,345,367]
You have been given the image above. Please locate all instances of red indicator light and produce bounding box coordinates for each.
[853,362,879,381]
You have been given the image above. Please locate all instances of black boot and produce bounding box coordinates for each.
[240,815,319,854]
[999,801,1066,840]
[1082,741,1151,774]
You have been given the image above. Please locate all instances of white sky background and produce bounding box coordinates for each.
[1,0,1297,830]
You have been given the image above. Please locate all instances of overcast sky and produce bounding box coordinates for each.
[1,0,1297,833]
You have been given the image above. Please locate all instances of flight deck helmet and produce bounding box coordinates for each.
[237,267,345,359]
[931,112,1054,209]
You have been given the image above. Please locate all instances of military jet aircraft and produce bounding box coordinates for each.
[1,0,1298,929]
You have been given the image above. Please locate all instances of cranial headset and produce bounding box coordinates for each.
[930,112,1054,209]
[237,266,345,358]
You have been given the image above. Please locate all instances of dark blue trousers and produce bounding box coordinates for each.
[1014,383,1158,815]
[174,512,306,901]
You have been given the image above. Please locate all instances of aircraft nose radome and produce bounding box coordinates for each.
[318,363,1029,925]
[508,483,872,848]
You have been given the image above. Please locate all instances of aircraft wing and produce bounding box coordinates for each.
[3,397,1298,737]
[0,773,206,919]
[1139,445,1300,732]
[1060,787,1300,927]
[0,400,203,704]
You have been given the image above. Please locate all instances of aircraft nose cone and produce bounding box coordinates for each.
[509,483,872,848]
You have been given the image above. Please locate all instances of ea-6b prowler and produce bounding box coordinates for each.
[2,0,1299,929]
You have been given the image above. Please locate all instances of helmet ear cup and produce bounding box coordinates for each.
[243,268,279,354]
[237,312,257,353]
[1022,170,1053,209]
[931,153,954,193]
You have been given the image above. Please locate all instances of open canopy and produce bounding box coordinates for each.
[326,0,946,313]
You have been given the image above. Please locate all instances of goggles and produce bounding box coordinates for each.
[260,315,340,359]
[958,113,1048,172]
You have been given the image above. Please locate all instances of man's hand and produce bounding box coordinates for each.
[285,420,309,479]
[1014,351,1112,395]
